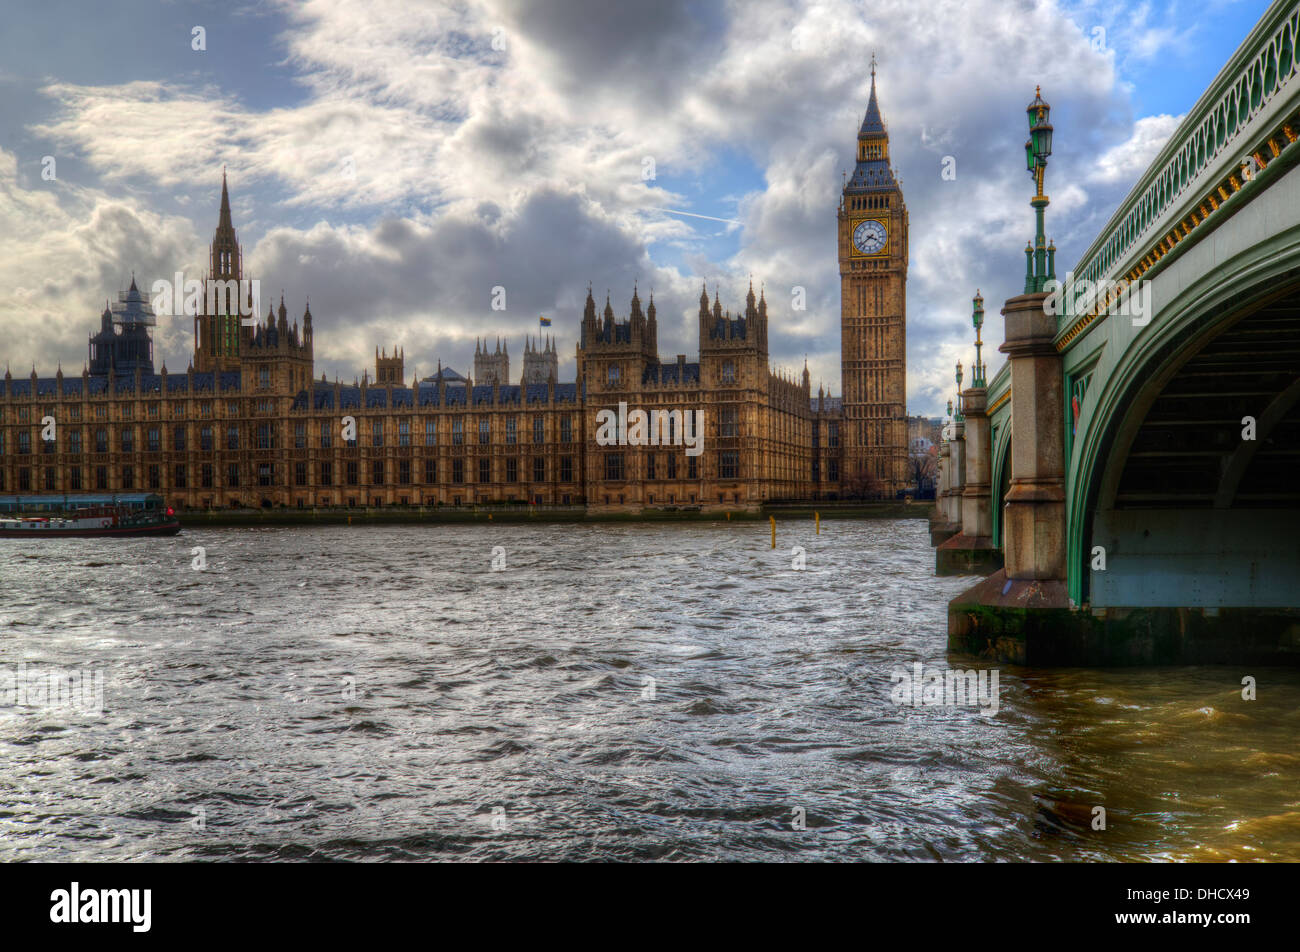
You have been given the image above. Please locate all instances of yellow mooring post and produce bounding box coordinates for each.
[815,511,821,535]
[770,515,776,549]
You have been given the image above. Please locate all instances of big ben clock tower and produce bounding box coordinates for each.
[838,56,908,496]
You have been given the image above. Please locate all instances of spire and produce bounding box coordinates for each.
[219,167,233,230]
[860,54,886,138]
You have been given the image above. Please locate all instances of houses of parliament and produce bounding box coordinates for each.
[0,73,909,512]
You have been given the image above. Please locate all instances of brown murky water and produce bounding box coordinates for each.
[1,519,1297,860]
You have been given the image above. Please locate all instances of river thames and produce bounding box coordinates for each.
[2,519,1298,861]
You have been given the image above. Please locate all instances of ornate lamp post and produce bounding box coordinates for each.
[955,361,964,421]
[972,289,986,386]
[1024,87,1056,293]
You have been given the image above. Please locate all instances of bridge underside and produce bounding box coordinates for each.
[1091,286,1300,611]
[951,285,1300,666]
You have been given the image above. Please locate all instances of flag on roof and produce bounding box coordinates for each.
[539,315,551,327]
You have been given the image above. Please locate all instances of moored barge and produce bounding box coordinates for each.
[0,493,181,537]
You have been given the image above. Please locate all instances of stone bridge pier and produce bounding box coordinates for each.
[948,292,1074,661]
[936,384,1002,575]
[935,420,963,545]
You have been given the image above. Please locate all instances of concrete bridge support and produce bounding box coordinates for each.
[933,424,964,548]
[937,386,1003,575]
[999,294,1067,583]
[930,439,958,546]
[949,292,1076,662]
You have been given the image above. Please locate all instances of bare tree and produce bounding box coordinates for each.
[843,466,885,500]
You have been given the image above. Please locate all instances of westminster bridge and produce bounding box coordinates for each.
[936,0,1300,664]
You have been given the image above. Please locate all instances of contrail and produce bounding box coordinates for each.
[644,206,743,225]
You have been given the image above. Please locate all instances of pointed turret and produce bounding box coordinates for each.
[859,56,886,138]
[846,53,895,192]
[210,168,241,282]
[218,167,233,231]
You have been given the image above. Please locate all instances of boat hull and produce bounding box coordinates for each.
[0,521,181,538]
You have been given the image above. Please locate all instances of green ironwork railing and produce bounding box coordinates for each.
[1056,0,1300,329]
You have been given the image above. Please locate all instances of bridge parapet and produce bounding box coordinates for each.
[1055,0,1300,349]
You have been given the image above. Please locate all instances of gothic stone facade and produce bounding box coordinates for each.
[3,81,925,511]
[576,285,840,510]
[0,332,840,512]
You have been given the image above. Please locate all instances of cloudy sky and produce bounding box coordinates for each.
[0,0,1270,414]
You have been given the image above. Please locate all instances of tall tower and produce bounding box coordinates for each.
[473,338,510,386]
[376,346,404,384]
[195,170,246,373]
[522,335,559,385]
[89,278,156,376]
[838,56,909,496]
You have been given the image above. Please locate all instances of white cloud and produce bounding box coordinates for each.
[1089,112,1181,185]
[3,0,1180,415]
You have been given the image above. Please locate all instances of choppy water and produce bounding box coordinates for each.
[1,519,1298,861]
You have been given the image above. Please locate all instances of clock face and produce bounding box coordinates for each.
[852,219,887,255]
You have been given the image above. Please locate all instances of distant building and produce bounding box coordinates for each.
[907,415,943,451]
[473,338,509,387]
[521,336,558,386]
[375,348,404,385]
[88,278,156,376]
